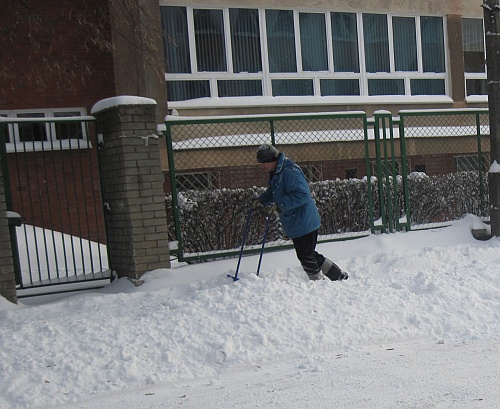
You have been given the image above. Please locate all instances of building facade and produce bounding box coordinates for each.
[0,1,491,195]
[160,0,487,117]
[1,1,489,122]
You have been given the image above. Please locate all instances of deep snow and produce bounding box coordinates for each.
[0,214,499,408]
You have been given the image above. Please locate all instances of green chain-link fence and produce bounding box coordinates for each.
[399,109,489,229]
[164,109,490,262]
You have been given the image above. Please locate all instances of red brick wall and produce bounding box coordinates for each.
[7,146,106,244]
[1,1,116,245]
[0,0,116,114]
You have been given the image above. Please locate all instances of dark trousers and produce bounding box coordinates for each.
[292,230,325,276]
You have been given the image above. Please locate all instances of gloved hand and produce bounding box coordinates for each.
[252,199,264,210]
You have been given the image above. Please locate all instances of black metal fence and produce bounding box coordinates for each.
[0,116,110,293]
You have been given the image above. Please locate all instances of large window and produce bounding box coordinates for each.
[462,18,487,97]
[161,7,448,102]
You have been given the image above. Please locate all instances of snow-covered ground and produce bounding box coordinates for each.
[1,214,499,408]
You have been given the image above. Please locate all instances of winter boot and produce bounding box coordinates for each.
[307,271,326,280]
[321,258,349,281]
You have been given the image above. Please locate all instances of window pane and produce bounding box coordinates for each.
[421,16,445,73]
[466,79,488,96]
[54,112,83,140]
[368,79,404,95]
[272,79,313,96]
[363,14,390,73]
[17,113,47,142]
[161,6,191,73]
[393,17,417,71]
[167,80,210,101]
[331,12,360,73]
[218,80,262,97]
[266,10,297,73]
[230,9,262,73]
[160,6,191,73]
[462,18,485,73]
[410,79,445,95]
[299,13,328,71]
[194,9,227,72]
[320,79,360,96]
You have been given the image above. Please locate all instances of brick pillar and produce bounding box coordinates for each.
[0,154,17,303]
[92,97,170,279]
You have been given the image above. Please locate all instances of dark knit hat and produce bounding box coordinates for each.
[256,144,279,163]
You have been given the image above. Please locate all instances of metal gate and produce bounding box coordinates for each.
[0,115,111,296]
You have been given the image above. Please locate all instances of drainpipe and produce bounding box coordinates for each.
[483,0,500,235]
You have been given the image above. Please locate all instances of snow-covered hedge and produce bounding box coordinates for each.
[166,171,487,254]
[407,171,486,224]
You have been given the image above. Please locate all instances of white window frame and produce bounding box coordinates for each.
[0,108,92,153]
[163,6,452,107]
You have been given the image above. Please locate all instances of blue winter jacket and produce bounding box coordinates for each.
[258,153,320,239]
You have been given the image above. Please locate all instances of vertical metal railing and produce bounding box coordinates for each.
[372,111,411,233]
[0,116,110,290]
[0,122,23,285]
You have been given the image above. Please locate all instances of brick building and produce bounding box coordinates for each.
[158,0,491,187]
[160,0,487,117]
[0,1,494,295]
[0,0,168,297]
[0,0,167,238]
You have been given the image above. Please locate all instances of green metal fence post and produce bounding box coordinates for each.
[385,114,397,233]
[164,123,184,262]
[397,115,411,231]
[374,110,404,233]
[363,115,376,234]
[373,113,387,233]
[475,112,486,216]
